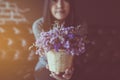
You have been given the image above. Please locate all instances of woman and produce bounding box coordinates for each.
[32,0,86,80]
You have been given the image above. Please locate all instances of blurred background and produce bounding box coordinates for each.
[0,0,119,80]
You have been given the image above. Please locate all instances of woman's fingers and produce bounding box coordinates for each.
[49,67,74,80]
[62,72,73,80]
[65,68,69,74]
[63,70,74,80]
[65,67,74,74]
[45,64,49,69]
[50,72,64,80]
[55,72,60,75]
[49,73,53,78]
[63,67,74,79]
[62,74,72,80]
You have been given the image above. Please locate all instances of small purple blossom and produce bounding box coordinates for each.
[68,33,75,39]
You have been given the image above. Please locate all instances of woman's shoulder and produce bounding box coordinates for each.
[33,17,44,27]
[32,17,44,31]
[32,17,44,39]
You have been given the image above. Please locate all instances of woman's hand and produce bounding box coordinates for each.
[46,64,74,80]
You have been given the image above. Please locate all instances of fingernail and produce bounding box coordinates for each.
[49,74,52,77]
[55,72,59,74]
[65,69,69,74]
[62,74,65,78]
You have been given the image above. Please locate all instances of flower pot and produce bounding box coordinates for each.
[46,49,74,73]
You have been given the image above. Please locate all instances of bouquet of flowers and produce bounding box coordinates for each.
[31,23,86,73]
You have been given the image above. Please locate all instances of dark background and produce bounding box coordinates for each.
[0,0,120,80]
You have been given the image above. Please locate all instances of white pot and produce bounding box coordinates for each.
[46,49,74,73]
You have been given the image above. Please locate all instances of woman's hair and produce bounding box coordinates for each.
[43,0,81,31]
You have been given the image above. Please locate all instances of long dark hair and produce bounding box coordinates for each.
[43,0,81,31]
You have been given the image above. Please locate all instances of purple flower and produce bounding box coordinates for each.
[68,33,75,39]
[35,25,86,56]
[64,41,70,49]
[54,43,61,52]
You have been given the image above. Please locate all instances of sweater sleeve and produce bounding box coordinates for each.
[32,18,44,40]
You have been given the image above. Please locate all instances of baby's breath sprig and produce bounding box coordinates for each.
[29,43,36,50]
